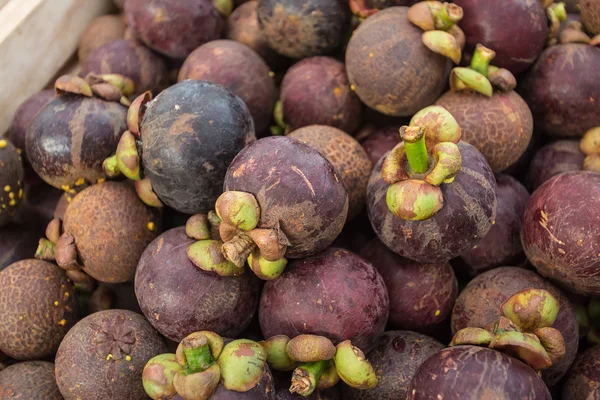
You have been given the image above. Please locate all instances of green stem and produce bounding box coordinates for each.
[183,336,213,374]
[435,3,463,31]
[470,45,495,77]
[35,238,56,261]
[400,126,429,174]
[290,361,326,397]
[549,2,567,22]
[273,100,287,131]
[102,155,121,177]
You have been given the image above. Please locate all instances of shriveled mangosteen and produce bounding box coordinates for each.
[26,74,131,192]
[81,39,169,94]
[360,125,401,167]
[346,3,462,116]
[106,80,255,214]
[361,239,457,333]
[454,174,529,277]
[0,259,78,360]
[522,171,600,296]
[275,56,362,135]
[407,346,552,399]
[342,331,444,400]
[562,344,600,399]
[581,0,600,34]
[8,90,55,159]
[0,140,25,227]
[259,248,389,352]
[78,14,127,62]
[55,309,167,400]
[435,44,534,173]
[0,361,62,399]
[178,40,277,135]
[0,223,45,270]
[124,0,224,59]
[451,267,579,386]
[526,140,585,191]
[257,0,350,59]
[288,125,371,220]
[367,106,497,263]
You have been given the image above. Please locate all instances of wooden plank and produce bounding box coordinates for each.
[0,0,113,136]
[0,0,11,10]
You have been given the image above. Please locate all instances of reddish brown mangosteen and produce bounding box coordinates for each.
[81,39,170,94]
[346,4,462,117]
[78,14,127,62]
[55,309,167,400]
[0,223,45,270]
[257,0,350,59]
[581,0,600,34]
[407,346,552,399]
[178,40,277,135]
[366,106,497,263]
[451,267,579,386]
[0,140,25,227]
[0,361,62,399]
[526,140,585,191]
[361,239,457,333]
[350,0,419,18]
[360,125,401,167]
[0,259,78,360]
[435,44,534,173]
[522,171,600,297]
[275,56,362,135]
[562,344,600,399]
[124,0,225,59]
[259,248,389,352]
[288,125,372,220]
[454,174,529,277]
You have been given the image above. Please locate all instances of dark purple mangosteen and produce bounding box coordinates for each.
[525,140,585,191]
[562,344,600,399]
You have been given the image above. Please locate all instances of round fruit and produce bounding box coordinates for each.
[360,125,401,166]
[0,361,62,399]
[525,140,584,191]
[7,90,55,159]
[581,0,600,34]
[0,140,24,227]
[78,14,127,62]
[562,344,600,400]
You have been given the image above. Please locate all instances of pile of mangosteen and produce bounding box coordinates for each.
[1,0,600,398]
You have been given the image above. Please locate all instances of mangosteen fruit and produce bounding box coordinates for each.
[0,222,45,270]
[367,106,497,263]
[0,140,25,227]
[407,346,552,399]
[55,309,167,400]
[78,14,127,62]
[7,90,55,159]
[0,361,62,399]
[0,259,78,360]
[275,56,362,135]
[581,0,600,34]
[178,40,277,135]
[288,125,372,220]
[522,171,600,296]
[361,239,457,333]
[451,267,579,386]
[526,140,585,191]
[562,344,600,399]
[350,0,419,18]
[259,247,389,352]
[257,0,350,59]
[124,0,224,59]
[360,125,401,167]
[454,174,529,277]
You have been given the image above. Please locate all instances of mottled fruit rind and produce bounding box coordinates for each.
[135,227,260,341]
[562,344,600,400]
[259,248,389,353]
[62,181,159,283]
[346,7,450,117]
[367,141,497,263]
[0,140,24,227]
[224,136,348,259]
[0,259,77,360]
[521,171,600,296]
[141,80,255,214]
[581,0,600,35]
[451,267,579,386]
[407,346,552,399]
[525,140,584,191]
[8,90,55,159]
[77,14,127,63]
[0,361,62,399]
[55,309,167,400]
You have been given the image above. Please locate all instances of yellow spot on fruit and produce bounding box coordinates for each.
[54,301,59,306]
[106,353,113,361]
[350,84,356,91]
[369,52,374,58]
[16,148,22,154]
[97,178,106,184]
[18,189,23,199]
[558,248,566,254]
[9,199,16,207]
[0,140,6,148]
[61,185,71,192]
[268,71,275,77]
[58,319,67,326]
[75,178,85,186]
[435,310,441,317]
[333,87,342,97]
[3,185,10,192]
[126,355,132,362]
[9,192,14,199]
[491,220,496,225]
[577,239,583,246]
[64,292,70,299]
[147,222,155,231]
[18,316,23,320]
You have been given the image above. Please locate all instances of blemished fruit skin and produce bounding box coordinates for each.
[0,361,63,399]
[407,346,552,400]
[525,140,584,192]
[0,140,24,227]
[77,14,126,63]
[521,171,600,297]
[562,344,600,400]
[451,267,579,386]
[8,90,55,159]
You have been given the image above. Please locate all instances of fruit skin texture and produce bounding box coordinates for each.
[62,181,159,283]
[142,80,255,214]
[26,95,127,190]
[124,0,224,59]
[581,0,600,34]
[281,57,362,135]
[0,361,62,399]
[257,0,350,59]
[360,126,401,167]
[135,227,261,342]
[288,125,371,220]
[0,259,78,360]
[525,140,584,192]
[346,7,450,117]
[209,366,276,399]
[0,141,24,227]
[78,14,127,63]
[361,239,458,333]
[55,309,167,400]
[259,248,389,353]
[407,346,552,399]
[451,267,579,386]
[562,344,600,400]
[520,44,600,138]
[178,40,277,135]
[342,331,444,400]
[455,174,529,277]
[367,141,497,263]
[521,171,600,296]
[224,136,348,259]
[8,89,55,159]
[435,90,533,173]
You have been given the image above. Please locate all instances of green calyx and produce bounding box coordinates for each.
[534,327,566,364]
[173,364,221,400]
[260,335,298,371]
[186,214,212,241]
[410,105,462,148]
[349,0,379,18]
[501,288,560,332]
[490,331,553,371]
[386,179,444,221]
[218,339,267,392]
[102,155,120,178]
[35,238,56,261]
[215,191,260,232]
[317,360,340,391]
[247,252,287,280]
[135,178,164,208]
[421,30,462,64]
[487,316,521,335]
[116,130,142,181]
[449,327,495,347]
[450,67,493,97]
[581,127,600,173]
[128,91,152,137]
[142,353,184,400]
[286,334,337,363]
[187,240,245,276]
[290,361,326,397]
[425,142,462,185]
[400,126,429,174]
[333,341,377,390]
[181,336,214,374]
[470,44,495,76]
[271,100,289,135]
[212,0,233,17]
